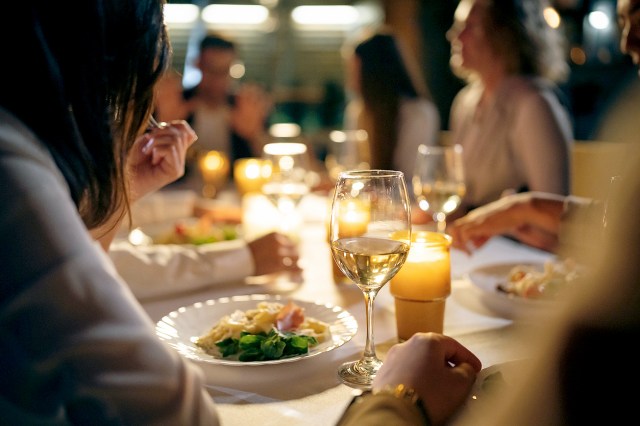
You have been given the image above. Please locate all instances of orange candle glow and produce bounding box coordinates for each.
[390,231,452,340]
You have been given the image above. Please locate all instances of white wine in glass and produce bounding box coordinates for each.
[413,144,466,233]
[330,170,411,388]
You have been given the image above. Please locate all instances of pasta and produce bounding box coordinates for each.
[195,301,331,357]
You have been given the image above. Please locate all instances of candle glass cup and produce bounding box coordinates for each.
[389,231,452,341]
[198,150,230,199]
[233,158,272,196]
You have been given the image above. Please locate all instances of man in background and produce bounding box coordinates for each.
[156,33,272,175]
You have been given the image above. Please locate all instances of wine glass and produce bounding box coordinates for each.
[412,144,466,233]
[329,170,412,388]
[324,129,370,182]
[261,142,311,214]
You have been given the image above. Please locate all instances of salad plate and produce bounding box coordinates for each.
[466,262,556,320]
[156,294,358,366]
[127,216,241,246]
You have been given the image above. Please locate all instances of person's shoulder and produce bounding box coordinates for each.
[0,107,50,159]
[502,76,561,99]
[500,76,565,111]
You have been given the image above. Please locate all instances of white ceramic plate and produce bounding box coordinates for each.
[456,359,529,423]
[466,262,555,320]
[156,294,358,366]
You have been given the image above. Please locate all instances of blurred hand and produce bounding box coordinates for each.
[153,71,193,122]
[448,192,565,254]
[247,232,302,276]
[127,120,197,201]
[373,333,482,426]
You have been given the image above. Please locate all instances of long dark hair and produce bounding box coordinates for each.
[354,32,428,170]
[0,0,170,229]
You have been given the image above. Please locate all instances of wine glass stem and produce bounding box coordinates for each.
[362,289,380,361]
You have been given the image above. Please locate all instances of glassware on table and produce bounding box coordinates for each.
[329,170,412,388]
[198,150,230,198]
[233,158,272,196]
[412,144,466,233]
[324,129,370,182]
[389,231,452,341]
[261,142,310,214]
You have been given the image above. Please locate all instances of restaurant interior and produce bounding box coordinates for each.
[165,0,638,144]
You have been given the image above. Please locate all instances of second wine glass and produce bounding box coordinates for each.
[329,170,411,388]
[413,144,466,233]
[261,142,310,214]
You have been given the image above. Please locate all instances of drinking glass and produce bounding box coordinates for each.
[324,129,370,182]
[261,142,310,214]
[412,144,466,233]
[329,170,411,388]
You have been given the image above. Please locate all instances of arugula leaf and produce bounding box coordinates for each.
[215,337,239,357]
[215,329,319,362]
[262,330,286,359]
[239,333,266,351]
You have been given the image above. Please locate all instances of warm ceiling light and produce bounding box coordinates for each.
[163,4,200,24]
[202,4,269,25]
[291,6,359,26]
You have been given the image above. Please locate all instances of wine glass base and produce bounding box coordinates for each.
[338,357,384,389]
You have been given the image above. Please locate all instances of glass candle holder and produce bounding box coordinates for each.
[233,158,272,196]
[198,150,230,198]
[389,231,452,341]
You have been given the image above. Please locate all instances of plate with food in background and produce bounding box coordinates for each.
[126,216,241,247]
[465,259,582,320]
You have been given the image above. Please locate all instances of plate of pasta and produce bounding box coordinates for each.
[156,294,358,366]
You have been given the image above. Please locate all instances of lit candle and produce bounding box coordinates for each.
[337,201,370,237]
[391,232,451,299]
[328,199,370,284]
[198,150,229,198]
[390,231,452,340]
[233,158,272,196]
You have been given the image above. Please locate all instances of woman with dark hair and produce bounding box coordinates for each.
[343,29,441,184]
[0,1,219,422]
[446,0,573,217]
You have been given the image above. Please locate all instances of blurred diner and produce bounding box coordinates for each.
[445,0,573,218]
[342,29,440,189]
[156,33,273,183]
[0,0,222,422]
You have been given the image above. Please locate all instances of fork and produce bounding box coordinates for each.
[149,115,162,128]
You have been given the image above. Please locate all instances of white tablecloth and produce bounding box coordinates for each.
[140,193,555,426]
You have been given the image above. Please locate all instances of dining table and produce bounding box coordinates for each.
[136,187,556,426]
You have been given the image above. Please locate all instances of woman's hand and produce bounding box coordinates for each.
[448,192,566,254]
[127,120,197,202]
[373,333,482,426]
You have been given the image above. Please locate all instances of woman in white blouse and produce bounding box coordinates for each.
[446,0,573,216]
